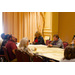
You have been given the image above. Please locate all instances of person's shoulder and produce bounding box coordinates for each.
[3,39,7,43]
[26,47,30,50]
[40,36,43,39]
[60,58,67,62]
[60,58,64,62]
[8,41,16,45]
[70,59,75,62]
[58,38,63,42]
[58,38,61,40]
[60,58,75,62]
[52,40,55,43]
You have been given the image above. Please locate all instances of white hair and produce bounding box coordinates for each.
[18,37,33,56]
[19,37,28,50]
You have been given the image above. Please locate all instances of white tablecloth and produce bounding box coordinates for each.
[16,43,64,61]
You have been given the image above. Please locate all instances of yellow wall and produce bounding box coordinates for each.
[44,12,75,44]
[3,12,74,44]
[58,12,75,44]
[43,12,58,42]
[43,12,52,42]
[44,12,52,28]
[52,12,58,40]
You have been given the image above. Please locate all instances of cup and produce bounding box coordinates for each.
[34,47,37,51]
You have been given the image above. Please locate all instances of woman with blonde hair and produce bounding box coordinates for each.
[18,37,33,57]
[33,31,45,45]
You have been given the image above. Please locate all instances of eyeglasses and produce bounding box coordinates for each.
[28,40,30,42]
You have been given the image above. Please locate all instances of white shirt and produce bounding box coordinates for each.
[24,47,33,55]
[60,58,75,62]
[0,37,3,49]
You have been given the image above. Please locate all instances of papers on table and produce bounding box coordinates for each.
[16,44,64,61]
[28,45,64,61]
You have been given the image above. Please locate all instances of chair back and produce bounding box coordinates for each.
[3,46,10,62]
[63,41,68,48]
[21,52,30,62]
[33,55,43,62]
[46,40,52,45]
[15,49,23,62]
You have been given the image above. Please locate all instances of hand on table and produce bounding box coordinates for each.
[33,42,36,44]
[48,44,53,47]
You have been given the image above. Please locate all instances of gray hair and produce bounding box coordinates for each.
[19,37,28,50]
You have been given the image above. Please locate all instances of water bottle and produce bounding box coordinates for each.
[1,57,3,62]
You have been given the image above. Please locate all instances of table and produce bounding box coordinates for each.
[28,45,64,61]
[17,43,64,61]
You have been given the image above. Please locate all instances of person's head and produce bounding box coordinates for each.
[1,33,5,39]
[35,31,42,38]
[8,35,16,42]
[72,35,75,44]
[19,37,29,48]
[73,38,75,44]
[64,46,75,60]
[4,34,10,40]
[73,35,75,40]
[53,34,59,41]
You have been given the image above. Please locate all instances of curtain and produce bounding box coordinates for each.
[2,12,45,43]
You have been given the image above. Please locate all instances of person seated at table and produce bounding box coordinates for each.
[60,46,75,62]
[5,35,17,61]
[0,33,6,53]
[0,36,3,50]
[0,34,10,55]
[48,34,64,48]
[18,37,34,58]
[33,31,45,45]
[2,34,9,45]
[71,35,75,45]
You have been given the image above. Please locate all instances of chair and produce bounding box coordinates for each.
[63,41,68,48]
[3,46,10,62]
[3,47,17,62]
[21,52,30,62]
[15,49,23,62]
[33,54,43,62]
[46,40,52,45]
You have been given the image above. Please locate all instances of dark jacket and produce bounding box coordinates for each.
[0,39,8,55]
[34,36,45,45]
